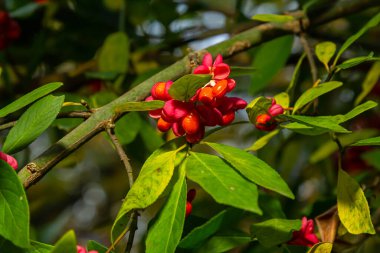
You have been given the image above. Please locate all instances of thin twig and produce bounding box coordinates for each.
[299,33,318,83]
[331,133,344,170]
[0,121,16,131]
[105,125,134,185]
[105,122,138,252]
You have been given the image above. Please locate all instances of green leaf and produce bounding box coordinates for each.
[87,240,113,253]
[179,208,244,249]
[115,112,142,145]
[252,14,294,23]
[185,152,262,214]
[9,3,42,18]
[310,129,378,164]
[355,61,380,106]
[168,74,211,101]
[337,53,379,70]
[2,95,65,154]
[315,42,336,71]
[146,162,187,253]
[246,129,280,151]
[197,235,251,253]
[50,230,77,253]
[229,66,255,77]
[111,145,184,241]
[337,168,375,235]
[27,241,53,253]
[90,91,117,108]
[339,100,377,123]
[361,149,380,171]
[205,142,294,199]
[332,12,380,67]
[281,115,350,133]
[0,82,63,118]
[293,81,343,114]
[274,92,289,108]
[250,35,293,94]
[251,219,301,247]
[307,242,333,253]
[98,32,129,73]
[281,122,330,136]
[114,100,164,113]
[0,160,29,248]
[351,136,380,146]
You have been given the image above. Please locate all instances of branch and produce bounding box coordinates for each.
[18,0,380,188]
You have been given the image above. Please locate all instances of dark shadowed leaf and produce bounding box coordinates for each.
[250,35,293,94]
[98,32,129,73]
[251,219,301,247]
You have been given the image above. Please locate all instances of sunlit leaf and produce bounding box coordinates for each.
[146,163,187,253]
[252,14,294,23]
[50,230,77,253]
[293,81,342,114]
[168,74,211,101]
[2,95,65,154]
[355,61,380,105]
[274,92,289,108]
[246,129,280,151]
[205,142,294,199]
[281,115,350,133]
[87,240,112,253]
[337,168,375,235]
[351,136,380,146]
[0,160,29,248]
[337,52,379,70]
[0,82,63,118]
[111,145,185,241]
[307,242,333,253]
[315,42,336,71]
[251,219,301,247]
[185,152,262,214]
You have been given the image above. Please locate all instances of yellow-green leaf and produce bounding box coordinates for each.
[307,242,333,253]
[337,169,375,235]
[252,14,294,23]
[315,42,336,71]
[246,129,280,152]
[274,92,289,108]
[355,61,380,106]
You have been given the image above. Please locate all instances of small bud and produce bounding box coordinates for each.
[255,114,277,131]
[268,104,284,117]
[185,202,192,217]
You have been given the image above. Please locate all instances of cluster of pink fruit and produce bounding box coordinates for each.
[146,53,247,143]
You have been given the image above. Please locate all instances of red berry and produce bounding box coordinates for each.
[185,202,192,217]
[221,111,235,125]
[198,86,214,105]
[185,125,205,143]
[157,117,172,132]
[151,82,167,100]
[212,79,228,98]
[182,112,201,135]
[255,114,277,131]
[0,11,9,25]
